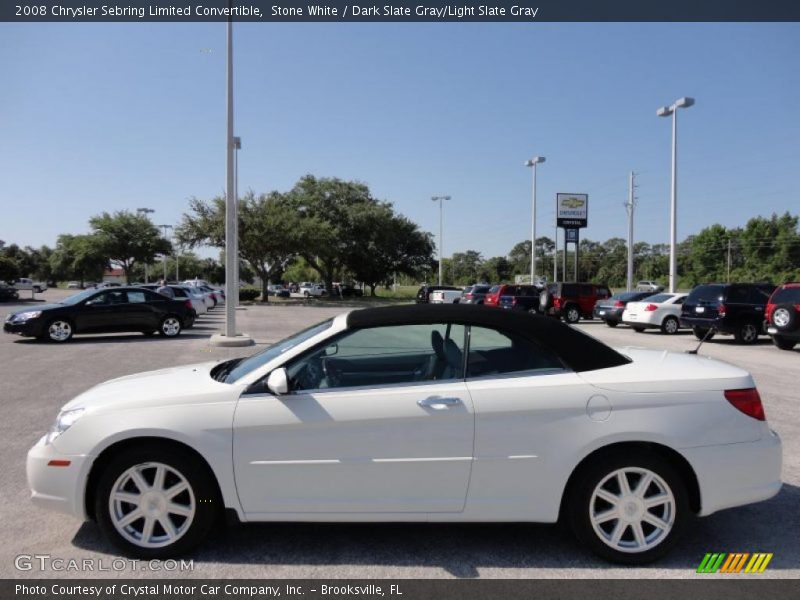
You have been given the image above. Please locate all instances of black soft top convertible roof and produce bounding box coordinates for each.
[346,304,630,373]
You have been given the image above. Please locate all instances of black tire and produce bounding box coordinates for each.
[304,291,310,298]
[632,326,646,333]
[771,335,796,351]
[159,315,182,337]
[692,327,714,341]
[605,320,618,328]
[660,316,680,335]
[567,451,689,565]
[41,318,74,343]
[771,303,798,332]
[94,445,220,558]
[563,304,581,324]
[734,320,760,345]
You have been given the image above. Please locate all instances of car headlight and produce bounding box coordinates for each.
[12,310,41,322]
[45,408,85,444]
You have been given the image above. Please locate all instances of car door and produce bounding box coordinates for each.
[463,325,596,519]
[75,290,129,332]
[233,322,475,515]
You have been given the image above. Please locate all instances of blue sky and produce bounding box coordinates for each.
[1,22,798,259]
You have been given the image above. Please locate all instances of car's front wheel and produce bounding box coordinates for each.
[568,453,689,564]
[42,319,74,343]
[95,446,219,558]
[734,320,760,345]
[159,316,182,337]
[605,320,618,328]
[661,316,679,335]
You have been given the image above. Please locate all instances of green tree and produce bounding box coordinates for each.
[49,234,109,286]
[89,211,171,283]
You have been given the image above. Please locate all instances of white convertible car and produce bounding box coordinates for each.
[27,305,781,563]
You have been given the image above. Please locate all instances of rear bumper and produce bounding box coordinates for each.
[767,326,800,340]
[680,316,729,332]
[594,307,623,321]
[682,430,782,517]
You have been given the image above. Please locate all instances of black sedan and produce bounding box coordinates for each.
[592,291,653,327]
[4,287,194,342]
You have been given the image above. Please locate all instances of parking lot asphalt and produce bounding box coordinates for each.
[1,290,798,579]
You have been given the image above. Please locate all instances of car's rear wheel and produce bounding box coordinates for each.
[734,321,760,345]
[159,316,182,337]
[43,319,73,343]
[661,316,679,335]
[692,327,714,341]
[564,305,581,324]
[568,453,688,564]
[632,326,646,333]
[771,335,796,351]
[606,320,618,328]
[95,446,219,558]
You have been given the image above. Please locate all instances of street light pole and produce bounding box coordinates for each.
[525,156,545,284]
[431,196,451,286]
[233,135,241,307]
[137,208,155,283]
[657,97,694,293]
[159,224,172,281]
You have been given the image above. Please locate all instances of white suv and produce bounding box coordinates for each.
[299,283,326,297]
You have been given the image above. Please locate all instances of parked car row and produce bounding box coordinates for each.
[417,280,800,350]
[3,281,227,343]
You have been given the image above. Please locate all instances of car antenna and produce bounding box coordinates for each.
[687,327,715,355]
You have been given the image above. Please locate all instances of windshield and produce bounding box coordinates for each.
[221,319,334,384]
[58,289,101,305]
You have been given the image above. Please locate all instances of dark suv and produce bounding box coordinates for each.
[497,285,542,312]
[415,285,461,304]
[680,283,776,344]
[539,282,612,323]
[765,283,800,350]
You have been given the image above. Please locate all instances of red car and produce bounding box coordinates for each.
[483,284,511,308]
[765,282,800,350]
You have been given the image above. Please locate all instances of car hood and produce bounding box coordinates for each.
[61,361,244,414]
[12,303,64,315]
[579,347,753,393]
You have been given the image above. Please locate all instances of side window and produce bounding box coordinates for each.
[466,326,564,378]
[579,284,593,296]
[749,287,771,304]
[675,296,686,305]
[285,323,466,391]
[596,286,610,298]
[127,291,147,303]
[727,287,749,303]
[86,292,109,306]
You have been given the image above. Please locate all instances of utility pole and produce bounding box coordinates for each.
[136,208,155,283]
[727,238,732,282]
[431,196,451,285]
[625,172,637,291]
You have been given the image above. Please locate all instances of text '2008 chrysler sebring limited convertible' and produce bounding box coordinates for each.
[27,305,782,564]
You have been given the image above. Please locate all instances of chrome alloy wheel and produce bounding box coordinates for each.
[589,467,676,554]
[48,320,72,342]
[773,307,791,328]
[740,322,758,343]
[663,317,679,334]
[161,317,181,336]
[109,462,196,549]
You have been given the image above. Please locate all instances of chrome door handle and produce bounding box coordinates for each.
[417,396,461,409]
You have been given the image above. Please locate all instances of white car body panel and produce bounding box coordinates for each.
[622,293,686,330]
[27,312,782,529]
[430,290,463,304]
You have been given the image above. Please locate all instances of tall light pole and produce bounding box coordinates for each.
[159,224,172,281]
[431,196,451,286]
[137,208,155,283]
[657,97,694,293]
[525,156,545,284]
[233,135,241,307]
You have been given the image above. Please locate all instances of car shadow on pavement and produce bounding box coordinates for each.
[13,332,213,344]
[70,484,799,577]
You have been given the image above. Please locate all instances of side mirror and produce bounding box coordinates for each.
[266,368,289,395]
[324,343,338,357]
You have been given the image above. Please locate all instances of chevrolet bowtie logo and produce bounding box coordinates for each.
[561,197,586,209]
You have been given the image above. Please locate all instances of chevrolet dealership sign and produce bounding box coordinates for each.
[556,193,589,228]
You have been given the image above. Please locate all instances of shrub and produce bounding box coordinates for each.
[239,287,261,301]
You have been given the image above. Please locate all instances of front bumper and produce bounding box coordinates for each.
[4,319,44,337]
[682,429,782,517]
[27,435,93,520]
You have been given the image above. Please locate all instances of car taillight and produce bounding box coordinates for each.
[644,304,658,312]
[724,388,765,421]
[554,297,562,308]
[614,300,624,308]
[184,300,193,311]
[512,297,518,306]
[718,303,726,317]
[465,293,473,299]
